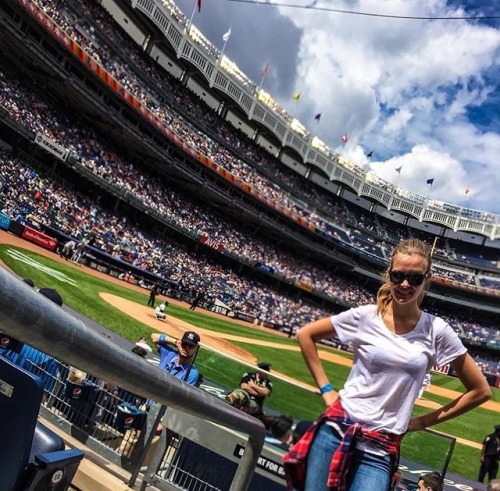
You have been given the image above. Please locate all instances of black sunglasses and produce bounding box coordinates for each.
[389,270,428,286]
[181,342,196,349]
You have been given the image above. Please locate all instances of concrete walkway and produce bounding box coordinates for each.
[40,416,158,491]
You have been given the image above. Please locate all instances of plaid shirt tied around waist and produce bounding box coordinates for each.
[283,399,403,491]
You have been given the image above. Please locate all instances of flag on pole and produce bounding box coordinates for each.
[367,150,373,158]
[257,61,270,91]
[314,113,321,122]
[431,236,439,256]
[342,133,348,144]
[293,92,301,101]
[261,61,270,77]
[222,27,231,42]
[187,0,201,32]
[426,178,434,185]
[395,166,402,174]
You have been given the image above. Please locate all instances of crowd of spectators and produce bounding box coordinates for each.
[432,265,477,287]
[0,0,499,348]
[481,277,500,290]
[472,354,500,376]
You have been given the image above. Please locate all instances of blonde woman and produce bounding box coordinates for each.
[284,239,490,491]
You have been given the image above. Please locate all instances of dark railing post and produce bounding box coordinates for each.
[128,403,167,486]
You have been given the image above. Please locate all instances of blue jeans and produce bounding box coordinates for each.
[304,423,393,491]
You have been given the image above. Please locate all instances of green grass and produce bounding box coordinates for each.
[411,395,496,443]
[0,244,497,481]
[401,430,457,471]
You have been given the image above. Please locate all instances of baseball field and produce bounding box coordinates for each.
[0,231,498,481]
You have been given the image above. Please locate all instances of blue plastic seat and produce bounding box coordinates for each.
[0,355,84,490]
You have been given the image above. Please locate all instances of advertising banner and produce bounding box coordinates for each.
[21,226,57,251]
[35,132,69,161]
[199,235,224,252]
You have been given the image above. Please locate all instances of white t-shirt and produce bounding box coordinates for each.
[331,305,466,435]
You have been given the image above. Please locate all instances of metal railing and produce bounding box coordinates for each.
[0,267,266,491]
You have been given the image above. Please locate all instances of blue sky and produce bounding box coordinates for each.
[175,0,500,214]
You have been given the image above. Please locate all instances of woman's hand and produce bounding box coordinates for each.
[323,390,339,407]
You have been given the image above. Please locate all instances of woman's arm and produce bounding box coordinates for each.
[296,317,339,406]
[408,353,491,431]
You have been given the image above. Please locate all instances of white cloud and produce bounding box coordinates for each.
[272,0,500,212]
[381,109,413,137]
[368,144,467,200]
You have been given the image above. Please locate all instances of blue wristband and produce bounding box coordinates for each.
[320,382,333,395]
[159,334,166,344]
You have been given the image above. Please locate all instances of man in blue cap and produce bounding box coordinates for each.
[151,331,200,386]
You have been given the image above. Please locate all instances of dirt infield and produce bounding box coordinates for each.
[1,231,498,450]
